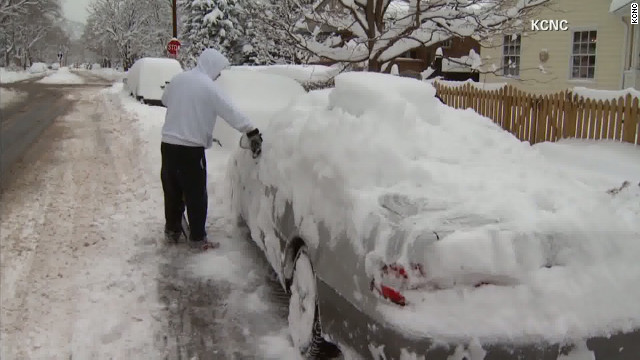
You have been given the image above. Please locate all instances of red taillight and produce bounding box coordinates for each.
[371,262,426,306]
[370,279,406,306]
[380,284,406,306]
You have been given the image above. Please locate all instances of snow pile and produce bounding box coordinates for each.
[329,71,438,119]
[28,62,48,74]
[0,88,27,109]
[235,71,640,344]
[1,68,38,83]
[231,64,340,84]
[572,86,640,101]
[51,63,60,70]
[37,67,85,84]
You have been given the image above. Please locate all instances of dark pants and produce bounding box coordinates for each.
[160,142,207,241]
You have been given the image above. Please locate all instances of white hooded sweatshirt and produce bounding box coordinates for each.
[161,48,255,148]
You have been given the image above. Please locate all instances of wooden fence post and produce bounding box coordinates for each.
[623,95,638,143]
[504,86,512,133]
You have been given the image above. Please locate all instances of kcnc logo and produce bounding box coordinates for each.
[531,19,569,31]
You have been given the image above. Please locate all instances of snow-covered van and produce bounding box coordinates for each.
[126,57,182,105]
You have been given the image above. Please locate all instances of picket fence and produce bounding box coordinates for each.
[434,82,640,145]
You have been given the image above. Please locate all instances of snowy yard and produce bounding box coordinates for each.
[0,67,50,84]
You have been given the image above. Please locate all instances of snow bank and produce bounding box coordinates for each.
[231,64,340,84]
[37,67,85,84]
[0,88,27,109]
[572,86,640,101]
[238,71,640,343]
[85,67,125,82]
[0,67,45,84]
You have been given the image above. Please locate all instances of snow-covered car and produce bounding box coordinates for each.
[125,57,182,105]
[229,72,640,359]
[28,62,48,74]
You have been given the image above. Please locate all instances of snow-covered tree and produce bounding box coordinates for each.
[282,0,550,72]
[1,0,62,67]
[237,0,314,65]
[179,0,243,66]
[84,0,172,69]
[0,0,37,23]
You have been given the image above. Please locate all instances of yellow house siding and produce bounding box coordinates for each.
[479,0,627,94]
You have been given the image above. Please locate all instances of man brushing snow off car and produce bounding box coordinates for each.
[160,48,263,250]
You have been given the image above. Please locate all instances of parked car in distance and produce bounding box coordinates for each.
[126,57,183,105]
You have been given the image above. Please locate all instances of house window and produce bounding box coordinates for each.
[502,34,521,77]
[571,30,597,79]
[441,39,452,48]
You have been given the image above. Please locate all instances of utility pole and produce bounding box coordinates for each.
[172,0,177,37]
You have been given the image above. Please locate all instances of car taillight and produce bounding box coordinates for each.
[371,262,426,306]
[380,284,406,306]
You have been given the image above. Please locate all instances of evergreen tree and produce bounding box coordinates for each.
[179,0,242,67]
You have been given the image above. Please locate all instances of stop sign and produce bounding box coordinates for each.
[167,38,181,56]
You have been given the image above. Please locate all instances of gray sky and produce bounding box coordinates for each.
[62,0,92,23]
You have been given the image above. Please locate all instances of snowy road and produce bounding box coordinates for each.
[0,81,74,189]
[0,83,322,359]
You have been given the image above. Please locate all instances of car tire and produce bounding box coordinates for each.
[289,248,323,359]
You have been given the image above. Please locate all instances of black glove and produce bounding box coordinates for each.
[246,128,263,158]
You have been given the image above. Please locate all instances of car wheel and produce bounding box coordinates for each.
[289,248,323,359]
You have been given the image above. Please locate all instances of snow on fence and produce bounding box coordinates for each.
[434,82,640,145]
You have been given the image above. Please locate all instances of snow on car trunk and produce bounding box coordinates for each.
[250,71,640,344]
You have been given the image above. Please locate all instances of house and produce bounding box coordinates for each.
[479,0,639,94]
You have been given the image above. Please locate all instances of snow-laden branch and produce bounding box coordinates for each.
[282,0,550,71]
